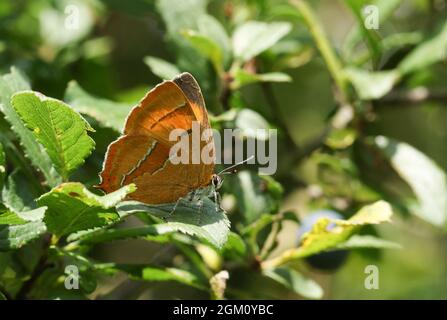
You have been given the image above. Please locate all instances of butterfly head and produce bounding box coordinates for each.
[211,174,223,190]
[212,156,255,191]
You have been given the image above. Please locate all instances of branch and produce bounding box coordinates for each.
[261,82,301,153]
[379,87,447,105]
[0,284,13,300]
[290,0,349,102]
[219,72,233,111]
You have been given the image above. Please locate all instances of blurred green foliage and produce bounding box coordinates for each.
[1,0,447,300]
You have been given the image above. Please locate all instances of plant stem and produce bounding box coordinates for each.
[290,0,349,102]
[260,247,303,270]
[258,220,281,260]
[380,87,447,105]
[16,234,52,299]
[261,82,301,153]
[219,72,233,111]
[0,284,13,300]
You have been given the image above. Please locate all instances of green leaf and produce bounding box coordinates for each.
[264,267,323,299]
[344,0,381,63]
[182,30,223,73]
[143,56,181,80]
[229,171,282,224]
[325,128,357,149]
[0,205,46,225]
[68,225,170,245]
[0,68,61,187]
[38,182,136,238]
[0,205,26,225]
[261,201,393,269]
[344,68,400,100]
[156,0,207,36]
[0,143,5,190]
[342,0,402,62]
[398,22,447,75]
[197,14,231,65]
[234,109,271,140]
[156,0,210,94]
[335,235,401,250]
[0,220,47,251]
[64,81,133,132]
[374,136,447,227]
[2,170,41,212]
[232,69,292,89]
[232,21,292,62]
[300,201,392,255]
[117,198,230,248]
[95,263,206,290]
[12,91,95,180]
[221,232,247,260]
[381,32,423,52]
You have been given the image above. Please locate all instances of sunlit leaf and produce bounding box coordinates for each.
[325,128,357,149]
[0,205,46,226]
[0,143,5,190]
[12,91,95,180]
[117,198,230,248]
[232,21,292,62]
[261,201,393,269]
[0,220,47,251]
[235,109,271,140]
[345,68,400,100]
[197,14,231,66]
[232,69,292,89]
[336,235,401,250]
[143,56,181,80]
[374,136,447,227]
[0,68,61,187]
[182,30,223,72]
[38,182,136,238]
[264,267,323,299]
[399,22,447,75]
[156,0,207,36]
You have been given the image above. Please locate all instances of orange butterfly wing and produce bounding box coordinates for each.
[98,73,215,204]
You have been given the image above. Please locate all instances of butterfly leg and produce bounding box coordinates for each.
[164,197,183,220]
[213,190,222,212]
[196,199,204,225]
[165,189,198,220]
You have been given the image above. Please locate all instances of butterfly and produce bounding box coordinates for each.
[98,72,224,210]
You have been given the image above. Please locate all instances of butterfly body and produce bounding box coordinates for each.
[98,73,216,205]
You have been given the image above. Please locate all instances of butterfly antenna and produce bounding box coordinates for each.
[217,155,255,175]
